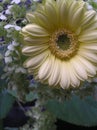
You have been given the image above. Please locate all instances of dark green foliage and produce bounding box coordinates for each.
[46,95,97,127]
[0,92,15,119]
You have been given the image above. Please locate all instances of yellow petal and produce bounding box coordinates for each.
[44,0,59,30]
[68,1,84,27]
[58,0,70,28]
[81,10,96,30]
[48,58,61,86]
[69,7,84,31]
[79,30,97,42]
[26,13,37,23]
[78,0,86,7]
[39,55,55,81]
[23,37,49,45]
[22,24,49,37]
[60,62,70,89]
[56,0,64,7]
[67,62,80,87]
[82,21,97,33]
[35,12,52,32]
[78,49,97,63]
[70,57,88,80]
[80,43,97,52]
[24,50,50,68]
[76,55,96,76]
[22,45,48,56]
[57,0,75,28]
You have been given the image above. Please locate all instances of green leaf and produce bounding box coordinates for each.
[0,92,15,119]
[26,92,38,102]
[46,95,97,127]
[8,90,18,99]
[0,6,3,11]
[0,120,3,130]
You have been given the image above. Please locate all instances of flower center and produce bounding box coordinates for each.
[49,29,79,60]
[56,34,71,50]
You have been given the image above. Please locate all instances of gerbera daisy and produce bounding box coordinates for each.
[21,0,97,89]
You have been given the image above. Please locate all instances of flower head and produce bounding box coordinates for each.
[21,0,97,89]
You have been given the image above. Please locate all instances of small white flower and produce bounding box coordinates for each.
[14,25,21,31]
[5,5,13,15]
[12,41,19,46]
[86,3,93,10]
[93,0,97,3]
[4,24,21,31]
[5,50,11,56]
[5,56,12,63]
[15,67,27,73]
[4,24,14,29]
[8,44,15,51]
[11,0,21,4]
[0,13,7,20]
[88,5,93,10]
[5,9,11,15]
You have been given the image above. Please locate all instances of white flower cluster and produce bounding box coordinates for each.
[4,41,26,73]
[25,99,56,130]
[4,24,21,31]
[1,40,27,92]
[0,0,20,20]
[0,4,15,20]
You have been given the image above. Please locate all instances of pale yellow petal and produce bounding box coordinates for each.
[76,55,97,76]
[58,0,71,28]
[34,12,53,33]
[81,10,96,25]
[69,7,84,31]
[38,55,55,81]
[79,30,97,42]
[26,7,54,32]
[80,43,97,52]
[34,0,57,33]
[44,0,59,30]
[68,1,79,21]
[48,58,61,86]
[56,0,64,7]
[78,0,86,7]
[78,49,97,63]
[23,50,50,68]
[70,57,88,80]
[23,37,49,45]
[81,10,96,30]
[82,21,97,33]
[68,1,85,31]
[21,24,49,37]
[67,62,80,87]
[60,62,70,89]
[57,0,75,29]
[34,0,59,32]
[22,45,48,56]
[26,13,37,23]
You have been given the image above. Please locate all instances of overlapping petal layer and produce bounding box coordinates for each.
[21,0,97,89]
